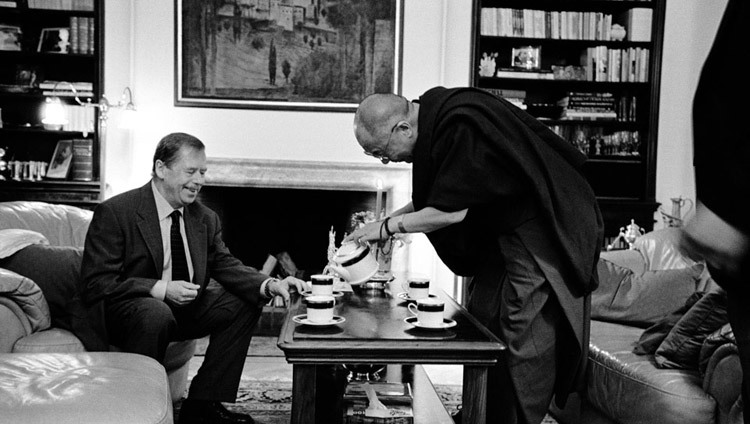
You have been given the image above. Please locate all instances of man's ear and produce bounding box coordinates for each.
[154,160,166,179]
[398,121,413,138]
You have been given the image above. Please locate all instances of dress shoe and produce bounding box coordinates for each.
[178,399,255,424]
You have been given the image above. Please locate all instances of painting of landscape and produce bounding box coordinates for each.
[176,0,402,111]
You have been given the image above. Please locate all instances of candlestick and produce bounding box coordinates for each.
[375,179,383,219]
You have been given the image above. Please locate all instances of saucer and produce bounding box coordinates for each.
[292,314,346,326]
[396,292,438,302]
[404,316,456,330]
[300,290,344,297]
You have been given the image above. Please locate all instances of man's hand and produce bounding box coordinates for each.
[267,277,309,306]
[165,280,200,306]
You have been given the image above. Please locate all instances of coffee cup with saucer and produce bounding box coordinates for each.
[293,295,345,326]
[405,298,456,330]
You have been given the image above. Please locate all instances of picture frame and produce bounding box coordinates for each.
[46,139,73,179]
[511,45,541,70]
[0,25,21,51]
[37,27,70,54]
[175,0,403,112]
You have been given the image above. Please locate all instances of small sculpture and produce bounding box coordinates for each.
[607,219,645,250]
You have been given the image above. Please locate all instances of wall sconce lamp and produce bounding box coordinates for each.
[42,82,137,134]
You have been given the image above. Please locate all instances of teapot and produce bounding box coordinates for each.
[324,241,378,285]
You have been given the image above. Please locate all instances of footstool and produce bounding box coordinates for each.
[0,352,173,424]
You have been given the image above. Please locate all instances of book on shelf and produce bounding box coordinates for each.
[559,109,618,121]
[27,0,93,11]
[70,138,93,181]
[0,1,17,8]
[39,80,93,91]
[495,68,554,80]
[620,8,652,42]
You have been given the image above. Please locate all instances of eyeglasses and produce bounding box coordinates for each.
[364,97,409,164]
[365,121,398,164]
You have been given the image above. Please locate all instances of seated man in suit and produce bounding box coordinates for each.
[81,132,307,424]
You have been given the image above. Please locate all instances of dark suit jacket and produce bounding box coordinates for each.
[80,182,269,341]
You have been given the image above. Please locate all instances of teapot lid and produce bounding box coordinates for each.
[334,242,368,262]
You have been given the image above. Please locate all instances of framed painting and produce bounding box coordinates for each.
[175,0,403,112]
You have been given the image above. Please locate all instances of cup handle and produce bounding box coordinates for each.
[407,303,419,317]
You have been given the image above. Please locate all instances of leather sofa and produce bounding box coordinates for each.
[549,228,743,424]
[0,200,196,402]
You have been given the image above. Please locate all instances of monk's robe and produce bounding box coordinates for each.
[412,86,603,422]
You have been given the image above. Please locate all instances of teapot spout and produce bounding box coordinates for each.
[324,264,350,281]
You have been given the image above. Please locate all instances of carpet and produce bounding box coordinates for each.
[173,380,558,424]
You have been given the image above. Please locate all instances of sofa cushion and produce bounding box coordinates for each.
[0,352,172,424]
[0,268,50,334]
[0,229,49,259]
[0,244,108,351]
[633,291,705,355]
[13,327,86,353]
[592,258,705,328]
[699,322,735,376]
[0,201,92,248]
[632,227,701,271]
[586,320,716,424]
[655,287,728,370]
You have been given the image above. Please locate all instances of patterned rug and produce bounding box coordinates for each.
[173,380,558,424]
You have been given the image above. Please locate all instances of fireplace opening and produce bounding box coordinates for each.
[198,185,386,280]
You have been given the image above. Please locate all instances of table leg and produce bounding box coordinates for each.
[291,364,316,424]
[462,365,488,424]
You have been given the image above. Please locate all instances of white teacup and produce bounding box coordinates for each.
[310,274,334,296]
[306,295,336,323]
[408,298,445,328]
[402,277,430,300]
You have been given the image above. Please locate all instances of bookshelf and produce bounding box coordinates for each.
[470,0,665,238]
[0,0,103,207]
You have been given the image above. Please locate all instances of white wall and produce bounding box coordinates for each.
[103,0,729,292]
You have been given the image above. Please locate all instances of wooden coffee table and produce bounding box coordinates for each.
[278,278,505,424]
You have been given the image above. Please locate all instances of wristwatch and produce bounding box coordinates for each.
[264,278,279,298]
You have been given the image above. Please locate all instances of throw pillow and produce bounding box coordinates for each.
[632,227,701,271]
[0,244,107,351]
[632,291,704,355]
[592,258,705,328]
[0,229,49,259]
[654,287,729,369]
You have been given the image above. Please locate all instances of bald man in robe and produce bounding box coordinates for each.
[344,87,603,424]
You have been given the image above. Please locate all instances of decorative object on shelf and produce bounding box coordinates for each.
[511,45,541,70]
[46,139,73,179]
[606,219,645,251]
[175,0,404,112]
[478,52,498,77]
[37,27,70,53]
[659,196,693,228]
[610,23,627,41]
[0,146,7,180]
[0,24,20,51]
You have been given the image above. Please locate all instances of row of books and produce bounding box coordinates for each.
[27,0,94,11]
[481,8,614,41]
[481,8,652,42]
[580,46,650,83]
[69,16,95,55]
[48,104,95,133]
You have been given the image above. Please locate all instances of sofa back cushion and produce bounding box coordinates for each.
[0,201,92,248]
[632,227,701,271]
[0,244,107,351]
[592,256,705,328]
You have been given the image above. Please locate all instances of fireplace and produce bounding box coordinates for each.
[199,158,412,278]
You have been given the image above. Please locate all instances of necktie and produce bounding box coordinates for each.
[170,210,190,282]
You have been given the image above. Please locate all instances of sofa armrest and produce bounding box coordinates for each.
[0,303,29,353]
[703,343,743,424]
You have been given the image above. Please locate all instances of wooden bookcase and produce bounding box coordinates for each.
[0,0,104,207]
[470,0,665,238]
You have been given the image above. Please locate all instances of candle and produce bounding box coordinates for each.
[375,178,383,219]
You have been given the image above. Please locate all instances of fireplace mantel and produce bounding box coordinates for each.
[205,157,412,210]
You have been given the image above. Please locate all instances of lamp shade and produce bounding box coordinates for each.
[41,97,67,129]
